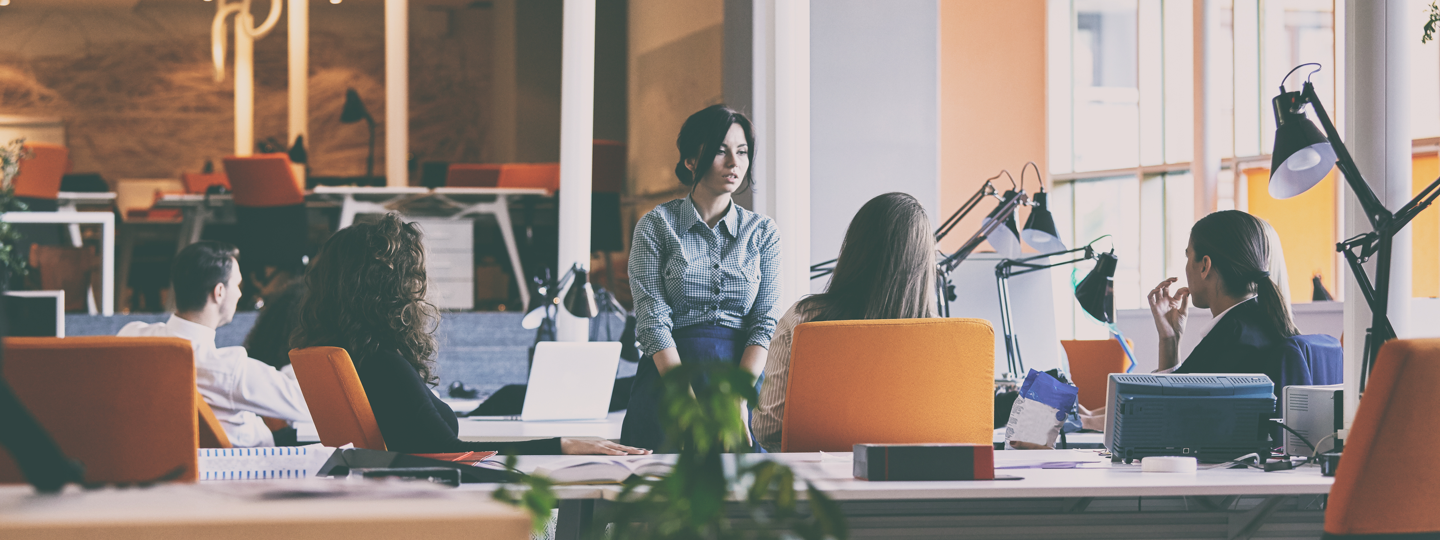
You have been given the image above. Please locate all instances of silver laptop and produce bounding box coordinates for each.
[472,342,621,422]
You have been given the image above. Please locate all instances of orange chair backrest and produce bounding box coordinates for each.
[222,154,304,207]
[289,347,387,450]
[446,163,502,187]
[497,163,560,193]
[1060,339,1130,410]
[181,172,231,194]
[196,393,232,449]
[0,337,198,484]
[1325,338,1440,536]
[781,318,995,452]
[592,140,625,193]
[12,143,68,200]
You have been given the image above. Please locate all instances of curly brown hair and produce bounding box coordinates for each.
[291,214,440,384]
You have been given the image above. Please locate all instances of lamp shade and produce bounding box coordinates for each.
[340,88,371,124]
[562,267,598,318]
[1021,191,1066,252]
[1074,249,1117,324]
[1269,91,1336,199]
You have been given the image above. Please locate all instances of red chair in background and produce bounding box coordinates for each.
[180,172,230,194]
[221,154,308,305]
[12,143,68,210]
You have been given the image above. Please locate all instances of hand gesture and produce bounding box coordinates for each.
[1148,278,1189,342]
[560,438,652,456]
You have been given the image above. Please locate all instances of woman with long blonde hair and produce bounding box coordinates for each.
[751,192,936,452]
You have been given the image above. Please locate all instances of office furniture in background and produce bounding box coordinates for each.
[11,143,66,211]
[223,155,309,288]
[1324,338,1440,537]
[289,347,388,451]
[409,218,474,311]
[1060,339,1130,410]
[2,291,64,337]
[180,172,230,194]
[780,318,995,452]
[0,211,114,315]
[0,337,197,484]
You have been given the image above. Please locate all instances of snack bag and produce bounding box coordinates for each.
[1004,369,1080,449]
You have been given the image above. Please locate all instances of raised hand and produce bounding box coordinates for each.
[1148,278,1189,370]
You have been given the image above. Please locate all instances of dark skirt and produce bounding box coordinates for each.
[620,324,755,451]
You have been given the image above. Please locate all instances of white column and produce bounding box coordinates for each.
[1192,0,1220,219]
[385,0,408,186]
[767,0,810,309]
[554,0,597,342]
[235,9,255,156]
[1342,0,1411,428]
[287,0,308,147]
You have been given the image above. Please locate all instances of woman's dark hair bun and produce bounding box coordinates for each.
[674,104,755,189]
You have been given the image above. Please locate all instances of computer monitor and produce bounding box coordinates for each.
[1104,373,1275,463]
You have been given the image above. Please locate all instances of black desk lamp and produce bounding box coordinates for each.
[994,238,1115,377]
[936,180,1028,318]
[1268,63,1440,389]
[340,88,377,178]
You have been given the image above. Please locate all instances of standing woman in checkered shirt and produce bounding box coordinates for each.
[621,105,781,451]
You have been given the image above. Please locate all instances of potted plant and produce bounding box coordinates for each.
[495,363,848,539]
[0,139,30,289]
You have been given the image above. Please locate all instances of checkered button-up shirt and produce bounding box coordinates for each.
[629,197,781,357]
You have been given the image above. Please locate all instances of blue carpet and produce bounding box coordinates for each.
[66,312,638,396]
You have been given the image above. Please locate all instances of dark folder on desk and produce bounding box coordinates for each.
[316,448,509,484]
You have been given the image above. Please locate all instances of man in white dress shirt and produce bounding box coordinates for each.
[118,241,310,447]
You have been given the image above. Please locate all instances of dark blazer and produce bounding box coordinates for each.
[1174,298,1285,393]
[353,348,562,455]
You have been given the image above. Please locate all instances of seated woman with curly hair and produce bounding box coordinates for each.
[292,214,649,456]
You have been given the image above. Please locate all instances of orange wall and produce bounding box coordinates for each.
[938,0,1048,253]
[1415,154,1439,298]
[1246,168,1337,303]
[1247,155,1440,302]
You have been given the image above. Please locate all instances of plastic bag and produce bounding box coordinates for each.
[1004,369,1080,449]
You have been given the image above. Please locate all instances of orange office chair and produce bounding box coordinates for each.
[1061,339,1130,410]
[496,163,561,194]
[1323,338,1440,538]
[446,163,502,187]
[780,318,995,452]
[0,337,198,484]
[12,143,68,208]
[289,347,387,450]
[197,393,232,449]
[222,154,309,304]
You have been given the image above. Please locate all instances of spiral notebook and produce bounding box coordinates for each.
[198,446,337,481]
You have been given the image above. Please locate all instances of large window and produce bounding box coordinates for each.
[1048,0,1440,341]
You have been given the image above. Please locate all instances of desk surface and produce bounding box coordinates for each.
[500,450,1333,501]
[0,481,529,539]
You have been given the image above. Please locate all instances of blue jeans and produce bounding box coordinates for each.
[620,324,762,452]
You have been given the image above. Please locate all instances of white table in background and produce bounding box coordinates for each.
[498,450,1333,540]
[294,411,626,444]
[55,191,116,247]
[1,211,113,315]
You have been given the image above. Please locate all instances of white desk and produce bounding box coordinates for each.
[55,191,116,247]
[294,411,626,445]
[1,211,114,315]
[501,450,1333,540]
[160,186,547,310]
[0,481,529,539]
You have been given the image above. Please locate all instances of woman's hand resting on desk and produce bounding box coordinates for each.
[1148,277,1189,371]
[560,438,652,456]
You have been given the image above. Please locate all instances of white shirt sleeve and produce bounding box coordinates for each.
[753,303,805,453]
[214,347,312,423]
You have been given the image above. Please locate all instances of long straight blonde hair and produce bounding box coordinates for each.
[799,192,936,322]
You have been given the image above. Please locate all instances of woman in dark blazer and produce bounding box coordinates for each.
[1148,210,1299,383]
